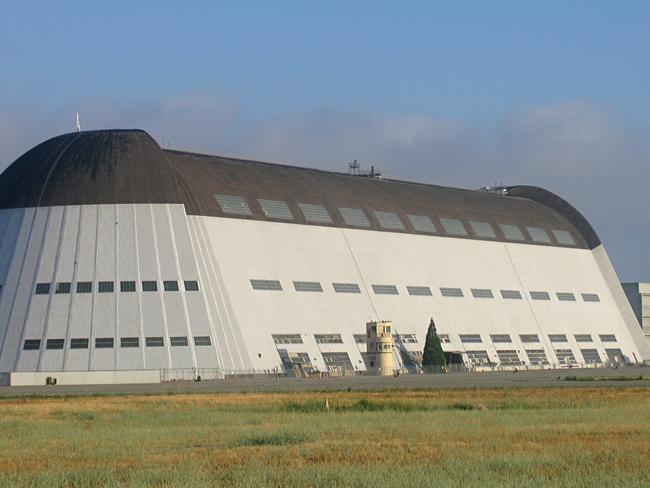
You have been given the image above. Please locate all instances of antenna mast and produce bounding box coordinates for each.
[75,113,81,132]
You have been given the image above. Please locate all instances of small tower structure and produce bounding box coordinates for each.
[366,320,394,375]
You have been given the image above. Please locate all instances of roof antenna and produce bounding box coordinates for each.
[75,113,81,132]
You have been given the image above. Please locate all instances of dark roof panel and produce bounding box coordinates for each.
[0,129,598,249]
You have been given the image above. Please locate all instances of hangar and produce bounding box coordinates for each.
[0,129,648,383]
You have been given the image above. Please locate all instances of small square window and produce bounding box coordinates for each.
[76,281,92,293]
[95,337,114,348]
[184,280,199,291]
[164,281,179,292]
[35,283,51,295]
[170,336,188,347]
[194,336,212,346]
[120,281,136,292]
[98,281,114,293]
[120,337,139,348]
[70,338,89,349]
[46,338,65,350]
[55,282,71,294]
[142,281,158,292]
[146,336,164,347]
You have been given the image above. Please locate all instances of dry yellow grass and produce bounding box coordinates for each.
[1,387,649,487]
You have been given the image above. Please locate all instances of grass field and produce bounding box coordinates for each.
[1,387,649,487]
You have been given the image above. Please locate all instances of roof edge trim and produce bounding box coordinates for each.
[506,185,601,249]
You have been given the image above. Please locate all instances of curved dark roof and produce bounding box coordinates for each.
[0,129,599,249]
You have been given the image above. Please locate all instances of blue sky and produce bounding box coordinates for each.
[1,1,649,279]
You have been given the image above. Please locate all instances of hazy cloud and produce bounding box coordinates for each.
[0,95,647,280]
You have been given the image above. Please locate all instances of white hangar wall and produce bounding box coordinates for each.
[195,215,650,371]
[1,204,649,374]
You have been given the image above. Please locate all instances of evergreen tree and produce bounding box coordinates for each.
[422,318,446,371]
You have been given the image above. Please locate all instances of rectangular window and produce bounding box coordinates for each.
[526,226,551,244]
[469,221,496,239]
[120,281,136,292]
[439,334,451,343]
[194,336,212,346]
[552,229,576,246]
[471,288,494,298]
[170,336,188,347]
[519,334,540,343]
[605,348,625,364]
[257,199,294,220]
[574,334,593,343]
[333,282,361,294]
[251,279,282,291]
[293,281,323,292]
[440,287,463,297]
[338,207,371,227]
[98,281,114,293]
[440,218,468,236]
[46,338,64,350]
[353,334,367,344]
[76,281,92,293]
[163,281,179,292]
[23,339,41,350]
[530,291,550,301]
[501,290,522,299]
[496,350,524,366]
[407,286,432,296]
[70,338,89,349]
[321,352,353,371]
[214,194,252,216]
[599,334,617,343]
[120,337,139,348]
[315,334,343,344]
[272,334,303,344]
[372,284,398,295]
[394,334,417,344]
[184,280,200,291]
[525,349,549,366]
[580,349,602,364]
[466,350,491,366]
[499,224,525,241]
[55,282,71,294]
[581,293,600,302]
[374,211,405,231]
[145,337,164,347]
[95,337,114,348]
[35,283,50,295]
[459,334,482,343]
[555,349,578,366]
[407,215,437,233]
[142,281,158,292]
[548,334,568,343]
[557,292,576,301]
[298,203,333,224]
[490,334,512,343]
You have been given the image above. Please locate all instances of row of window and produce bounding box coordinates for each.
[214,194,577,246]
[251,279,600,303]
[273,332,615,347]
[465,347,623,366]
[23,335,212,350]
[34,280,200,295]
[454,333,616,344]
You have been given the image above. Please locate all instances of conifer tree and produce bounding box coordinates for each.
[422,318,446,371]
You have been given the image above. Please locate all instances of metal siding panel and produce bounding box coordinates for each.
[169,205,199,279]
[135,205,157,279]
[117,205,137,280]
[152,205,176,279]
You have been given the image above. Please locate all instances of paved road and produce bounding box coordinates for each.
[1,366,648,398]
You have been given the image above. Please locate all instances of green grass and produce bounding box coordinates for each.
[1,388,649,487]
[565,374,648,381]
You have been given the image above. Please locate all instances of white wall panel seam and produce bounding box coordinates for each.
[37,207,68,371]
[149,204,172,368]
[0,208,36,365]
[114,204,120,370]
[88,205,101,369]
[62,206,84,370]
[132,205,147,369]
[165,204,197,368]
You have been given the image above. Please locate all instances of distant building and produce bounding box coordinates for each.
[622,283,650,345]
